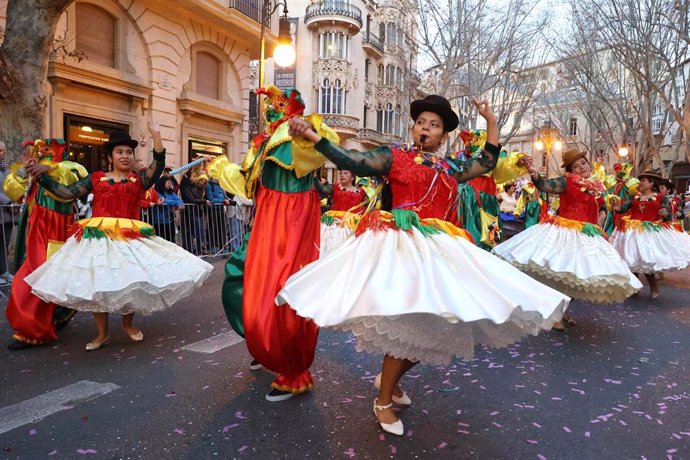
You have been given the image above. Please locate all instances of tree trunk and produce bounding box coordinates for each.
[0,0,73,161]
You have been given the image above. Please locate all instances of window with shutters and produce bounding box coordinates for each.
[75,3,116,68]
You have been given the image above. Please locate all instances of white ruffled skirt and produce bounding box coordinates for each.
[492,216,642,303]
[610,218,690,273]
[25,218,213,314]
[319,210,361,257]
[277,211,569,365]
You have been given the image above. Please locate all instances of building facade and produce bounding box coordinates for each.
[266,0,420,158]
[1,0,276,170]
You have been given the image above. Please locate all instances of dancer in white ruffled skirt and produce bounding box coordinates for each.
[24,121,212,350]
[318,169,367,256]
[610,171,690,298]
[493,148,642,330]
[279,95,568,436]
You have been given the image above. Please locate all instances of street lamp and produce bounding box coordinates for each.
[258,0,296,89]
[617,144,636,176]
[533,127,562,178]
[257,0,296,131]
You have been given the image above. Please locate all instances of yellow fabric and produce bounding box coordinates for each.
[421,218,470,239]
[322,210,361,230]
[479,208,501,247]
[3,163,29,202]
[626,178,640,194]
[550,197,560,213]
[46,240,65,260]
[60,161,89,179]
[514,193,527,217]
[208,156,248,199]
[79,217,153,232]
[291,114,340,178]
[491,152,528,183]
[209,114,341,198]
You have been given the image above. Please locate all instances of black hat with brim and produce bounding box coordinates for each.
[103,131,138,152]
[410,95,459,132]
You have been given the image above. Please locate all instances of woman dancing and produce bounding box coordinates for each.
[278,95,568,435]
[24,121,212,350]
[493,148,642,330]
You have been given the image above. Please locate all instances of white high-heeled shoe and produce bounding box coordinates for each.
[374,398,404,436]
[374,373,412,406]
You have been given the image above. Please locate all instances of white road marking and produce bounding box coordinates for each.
[181,331,244,354]
[0,380,120,435]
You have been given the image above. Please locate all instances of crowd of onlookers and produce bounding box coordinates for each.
[134,166,251,256]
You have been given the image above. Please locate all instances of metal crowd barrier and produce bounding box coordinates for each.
[138,203,252,258]
[0,202,252,293]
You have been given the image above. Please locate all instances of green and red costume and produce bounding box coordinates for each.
[4,139,87,345]
[210,86,339,393]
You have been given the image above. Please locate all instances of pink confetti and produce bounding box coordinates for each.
[563,426,571,433]
[492,422,502,428]
[532,422,542,428]
[235,411,248,419]
[48,451,57,456]
[584,431,591,437]
[537,455,547,460]
[457,430,470,435]
[667,449,678,454]
[238,445,248,452]
[527,439,538,444]
[438,442,447,448]
[202,385,210,390]
[173,429,184,435]
[165,392,176,397]
[29,429,36,435]
[76,449,97,455]
[490,411,499,416]
[391,446,397,454]
[344,447,356,457]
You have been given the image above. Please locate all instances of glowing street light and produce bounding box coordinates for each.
[534,126,562,178]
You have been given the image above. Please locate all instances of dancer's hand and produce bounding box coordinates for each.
[517,155,531,168]
[289,118,321,144]
[659,208,669,218]
[147,119,161,135]
[471,96,496,122]
[25,163,51,177]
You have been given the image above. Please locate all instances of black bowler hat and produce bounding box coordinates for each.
[103,131,138,152]
[410,95,459,132]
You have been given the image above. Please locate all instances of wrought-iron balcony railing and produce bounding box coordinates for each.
[362,32,383,53]
[305,1,363,28]
[229,0,260,22]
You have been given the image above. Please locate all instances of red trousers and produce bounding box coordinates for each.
[6,204,73,344]
[243,188,320,392]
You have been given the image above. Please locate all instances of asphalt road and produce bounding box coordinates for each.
[0,258,689,459]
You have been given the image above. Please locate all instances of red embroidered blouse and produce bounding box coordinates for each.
[558,173,604,225]
[629,193,662,221]
[387,148,459,224]
[331,185,367,213]
[91,171,146,220]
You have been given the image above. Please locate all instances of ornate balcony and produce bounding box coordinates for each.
[356,128,403,148]
[408,68,421,86]
[305,1,362,32]
[322,114,360,139]
[362,32,383,58]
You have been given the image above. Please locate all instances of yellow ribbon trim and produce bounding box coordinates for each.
[79,217,153,232]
